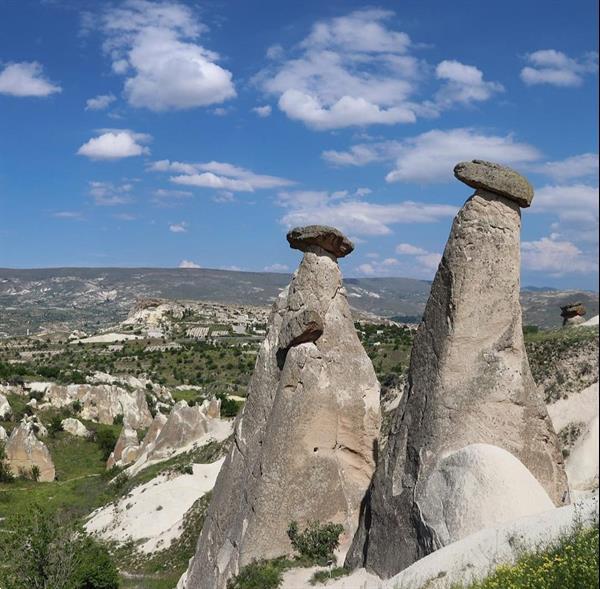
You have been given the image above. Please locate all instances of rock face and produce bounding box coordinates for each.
[346,163,568,579]
[126,399,229,476]
[41,384,153,429]
[0,425,7,443]
[561,302,587,327]
[5,420,55,481]
[286,225,354,258]
[180,227,380,589]
[106,423,141,469]
[0,392,11,420]
[61,418,90,438]
[453,160,534,207]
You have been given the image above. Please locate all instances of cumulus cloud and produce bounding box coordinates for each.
[256,10,501,130]
[533,153,599,181]
[179,259,200,268]
[264,263,289,272]
[396,242,441,271]
[277,189,456,236]
[0,61,61,97]
[520,49,598,87]
[85,93,116,110]
[77,129,151,160]
[169,222,187,233]
[88,180,134,205]
[150,159,294,192]
[435,60,503,107]
[324,128,540,184]
[522,235,598,275]
[256,9,423,130]
[98,0,235,111]
[252,105,272,117]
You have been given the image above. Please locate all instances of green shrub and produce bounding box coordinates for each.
[217,393,243,418]
[227,558,291,589]
[287,520,344,565]
[112,414,124,426]
[30,465,40,482]
[70,536,120,589]
[310,566,349,585]
[49,415,64,437]
[95,426,118,461]
[0,441,14,483]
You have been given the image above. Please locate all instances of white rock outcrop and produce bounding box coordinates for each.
[347,162,568,579]
[5,419,55,481]
[61,417,90,438]
[180,226,381,589]
[0,425,7,443]
[106,423,141,470]
[0,392,11,420]
[40,384,153,429]
[86,458,224,554]
[126,399,230,476]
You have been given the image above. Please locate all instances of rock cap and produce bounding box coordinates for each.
[560,302,586,318]
[454,160,534,207]
[287,225,354,258]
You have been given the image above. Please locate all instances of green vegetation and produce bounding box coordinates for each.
[287,520,344,566]
[227,557,294,589]
[310,566,350,585]
[0,505,119,589]
[452,523,598,589]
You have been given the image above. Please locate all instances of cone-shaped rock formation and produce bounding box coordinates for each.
[179,226,380,589]
[346,161,569,579]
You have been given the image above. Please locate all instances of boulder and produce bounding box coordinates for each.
[5,420,55,481]
[346,163,568,578]
[0,392,12,420]
[453,160,534,207]
[0,425,7,443]
[287,224,354,258]
[561,302,587,327]
[61,417,90,438]
[180,228,380,589]
[106,423,140,469]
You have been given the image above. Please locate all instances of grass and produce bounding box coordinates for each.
[310,566,350,585]
[450,523,599,589]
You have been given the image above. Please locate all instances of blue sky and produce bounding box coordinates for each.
[0,0,598,289]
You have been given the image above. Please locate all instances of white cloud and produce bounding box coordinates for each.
[264,263,289,272]
[114,213,137,221]
[78,129,151,160]
[85,93,116,110]
[257,9,423,130]
[522,235,598,274]
[533,153,599,181]
[213,191,235,203]
[169,222,187,233]
[435,60,503,107]
[52,211,83,219]
[387,129,539,183]
[153,188,192,199]
[520,49,598,87]
[324,128,540,183]
[277,189,456,236]
[252,105,272,117]
[396,242,441,271]
[179,259,200,268]
[0,61,61,97]
[150,159,294,193]
[89,180,134,206]
[99,0,235,111]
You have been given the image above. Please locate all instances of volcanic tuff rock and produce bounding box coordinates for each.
[346,163,568,578]
[179,226,380,589]
[0,425,7,443]
[0,392,11,420]
[61,417,90,438]
[5,419,55,481]
[106,422,141,469]
[286,224,355,258]
[40,384,153,429]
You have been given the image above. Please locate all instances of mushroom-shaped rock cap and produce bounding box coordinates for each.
[454,160,534,208]
[287,225,354,258]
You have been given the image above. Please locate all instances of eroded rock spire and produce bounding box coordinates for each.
[179,225,380,589]
[346,161,569,578]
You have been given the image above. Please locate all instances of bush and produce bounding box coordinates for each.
[310,567,349,585]
[30,465,40,482]
[227,558,291,589]
[287,520,344,565]
[49,415,64,437]
[70,536,120,589]
[71,400,83,414]
[217,393,243,418]
[95,427,118,461]
[112,414,124,426]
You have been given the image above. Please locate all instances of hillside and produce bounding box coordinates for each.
[1,268,597,337]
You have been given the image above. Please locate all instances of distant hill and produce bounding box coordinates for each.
[0,267,597,337]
